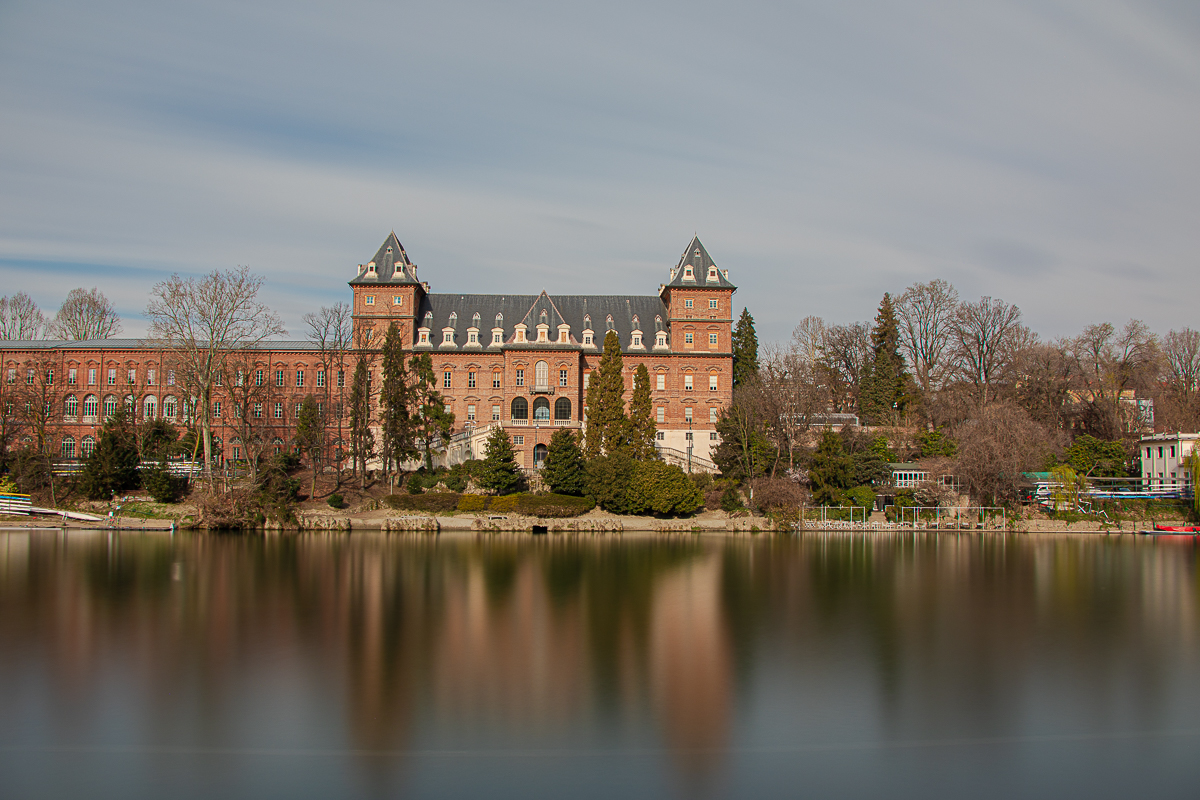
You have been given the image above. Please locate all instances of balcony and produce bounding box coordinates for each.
[531,384,555,395]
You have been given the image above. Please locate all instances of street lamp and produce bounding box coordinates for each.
[687,416,693,473]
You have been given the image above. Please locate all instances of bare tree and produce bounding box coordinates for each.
[16,352,63,505]
[896,279,960,395]
[818,322,870,413]
[144,267,285,487]
[951,296,1027,406]
[759,342,826,471]
[0,293,46,340]
[954,402,1060,506]
[1158,328,1200,432]
[1012,340,1074,431]
[304,302,352,485]
[1068,320,1159,440]
[49,288,122,340]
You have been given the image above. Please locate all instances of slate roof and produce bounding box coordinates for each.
[349,231,419,286]
[667,236,736,289]
[416,292,670,352]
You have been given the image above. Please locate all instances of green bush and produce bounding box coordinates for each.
[517,493,595,518]
[632,461,703,516]
[489,494,519,513]
[141,465,187,504]
[585,452,638,514]
[327,493,346,509]
[384,492,462,512]
[720,485,743,513]
[845,484,876,511]
[457,494,488,512]
[444,460,483,493]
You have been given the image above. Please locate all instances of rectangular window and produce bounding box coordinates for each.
[88,368,96,385]
[710,407,718,422]
[492,405,501,421]
[709,333,718,346]
[46,369,53,385]
[709,375,718,391]
[685,407,693,422]
[709,299,718,309]
[235,370,243,386]
[559,369,568,387]
[393,296,402,306]
[316,370,325,388]
[684,333,693,345]
[685,299,693,309]
[1147,447,1152,459]
[513,435,524,445]
[235,403,243,418]
[214,371,222,387]
[493,373,501,389]
[684,375,693,391]
[296,370,305,387]
[25,369,33,385]
[467,404,476,421]
[443,331,454,345]
[255,369,264,386]
[1171,446,1176,458]
[710,432,718,441]
[364,295,375,305]
[337,370,345,387]
[213,401,222,418]
[5,368,13,384]
[275,370,285,386]
[253,403,262,418]
[685,432,693,441]
[493,331,502,344]
[468,331,478,344]
[317,401,323,416]
[128,368,137,384]
[108,369,116,385]
[656,374,665,391]
[468,371,476,389]
[656,431,665,441]
[516,369,524,387]
[68,368,77,386]
[443,371,452,389]
[656,407,665,423]
[583,373,589,388]
[274,402,283,419]
[147,369,155,385]
[632,335,641,346]
[583,334,593,345]
[1159,447,1164,458]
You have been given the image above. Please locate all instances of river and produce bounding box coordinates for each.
[1,530,1198,799]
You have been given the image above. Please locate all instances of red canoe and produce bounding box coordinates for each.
[1154,525,1200,533]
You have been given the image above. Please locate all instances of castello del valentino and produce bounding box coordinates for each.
[1,233,736,470]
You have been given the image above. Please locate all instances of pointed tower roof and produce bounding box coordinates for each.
[350,231,420,286]
[666,235,736,289]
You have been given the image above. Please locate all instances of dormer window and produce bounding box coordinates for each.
[365,296,375,306]
[606,315,614,331]
[656,333,667,347]
[583,333,593,346]
[684,267,693,280]
[424,312,434,327]
[443,330,454,344]
[472,312,481,328]
[468,330,478,344]
[631,315,639,329]
[539,309,548,325]
[496,312,503,327]
[419,331,429,344]
[492,330,503,344]
[631,334,642,347]
[583,314,591,329]
[708,267,718,281]
[449,312,457,326]
[367,262,377,275]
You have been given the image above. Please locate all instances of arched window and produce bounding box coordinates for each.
[61,436,76,459]
[144,395,157,419]
[102,395,118,418]
[510,397,528,420]
[583,314,591,329]
[496,312,503,327]
[64,395,78,417]
[554,397,571,421]
[533,397,550,421]
[164,396,177,419]
[272,437,284,455]
[449,312,457,325]
[123,395,134,413]
[83,395,98,419]
[534,443,548,466]
[81,436,96,458]
[472,312,480,328]
[535,360,549,390]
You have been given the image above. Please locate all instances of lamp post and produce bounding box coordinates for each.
[687,417,693,473]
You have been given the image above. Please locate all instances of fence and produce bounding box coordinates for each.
[0,492,33,516]
[899,506,1006,530]
[52,460,204,477]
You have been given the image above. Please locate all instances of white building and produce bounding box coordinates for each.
[1140,432,1199,490]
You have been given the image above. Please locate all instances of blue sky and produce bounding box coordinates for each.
[2,0,1198,342]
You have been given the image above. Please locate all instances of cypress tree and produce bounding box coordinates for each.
[809,429,854,506]
[627,363,656,460]
[731,308,759,388]
[478,425,523,495]
[80,408,140,500]
[541,429,586,496]
[584,330,627,458]
[379,322,416,480]
[859,293,908,424]
[294,394,323,499]
[348,355,374,488]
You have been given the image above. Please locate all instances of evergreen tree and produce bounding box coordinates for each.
[541,429,586,496]
[348,354,375,489]
[584,330,628,458]
[408,353,455,469]
[294,394,323,499]
[80,408,140,500]
[712,391,776,481]
[585,449,638,514]
[627,363,656,460]
[859,293,909,424]
[731,308,759,388]
[478,425,523,495]
[379,323,417,480]
[809,429,854,506]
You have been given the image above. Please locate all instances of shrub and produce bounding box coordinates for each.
[720,485,743,513]
[489,494,520,514]
[444,460,483,493]
[517,493,595,518]
[142,465,188,504]
[457,494,487,512]
[845,484,876,511]
[632,461,703,516]
[327,493,346,509]
[384,493,462,512]
[750,477,805,513]
[585,451,638,514]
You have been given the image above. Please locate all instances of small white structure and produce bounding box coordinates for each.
[1140,432,1199,490]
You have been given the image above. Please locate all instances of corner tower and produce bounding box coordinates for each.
[350,231,426,347]
[659,236,736,354]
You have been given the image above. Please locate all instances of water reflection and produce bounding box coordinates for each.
[1,531,1199,799]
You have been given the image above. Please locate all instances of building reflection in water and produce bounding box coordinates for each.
[1,531,1198,797]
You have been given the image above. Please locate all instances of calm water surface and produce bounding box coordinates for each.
[2,530,1199,799]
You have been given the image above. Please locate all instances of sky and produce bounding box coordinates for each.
[1,0,1198,344]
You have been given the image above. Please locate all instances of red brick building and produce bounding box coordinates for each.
[1,232,735,470]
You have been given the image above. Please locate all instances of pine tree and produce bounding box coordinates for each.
[859,293,909,424]
[627,363,657,460]
[80,408,140,500]
[731,308,759,388]
[408,353,455,469]
[379,323,417,481]
[348,354,375,489]
[584,330,628,458]
[478,425,523,495]
[294,394,323,499]
[809,429,853,506]
[541,429,586,495]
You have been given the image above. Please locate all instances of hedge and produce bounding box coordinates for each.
[456,494,487,512]
[515,493,595,518]
[384,493,461,512]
